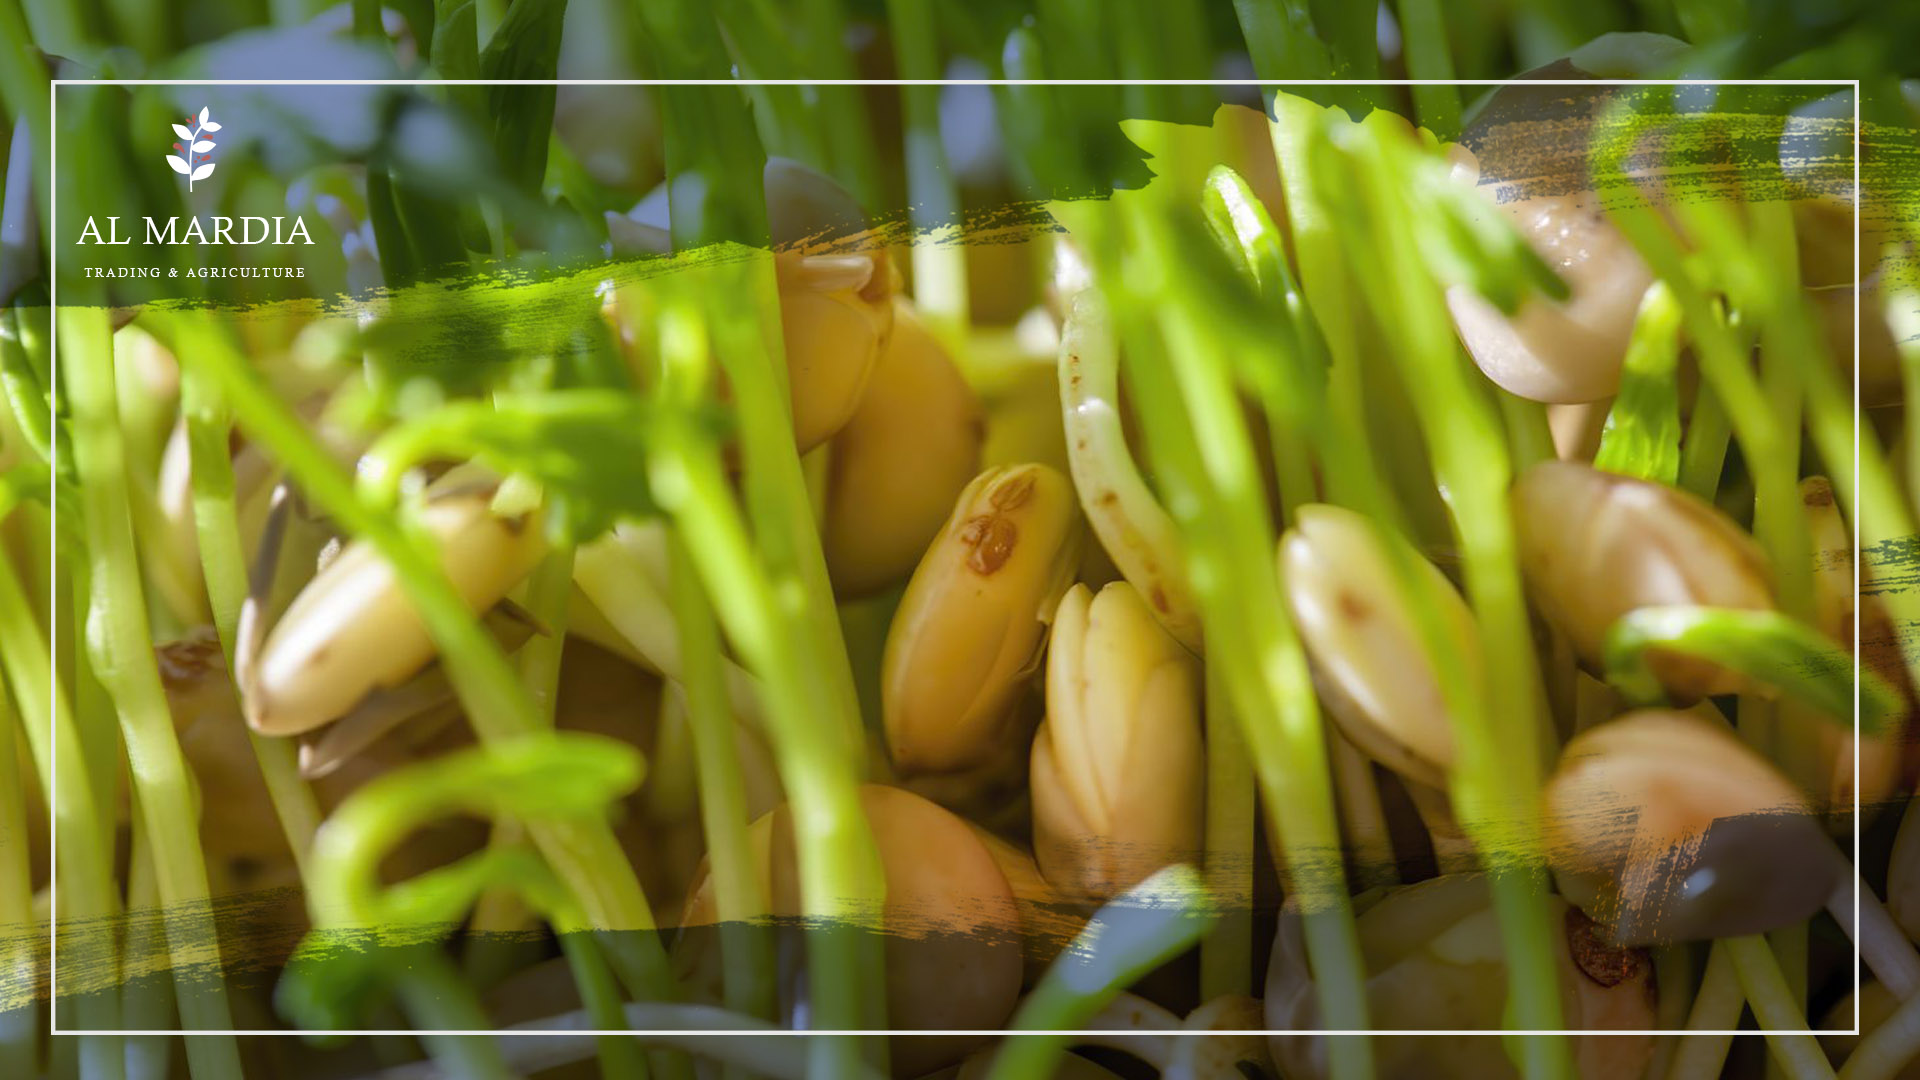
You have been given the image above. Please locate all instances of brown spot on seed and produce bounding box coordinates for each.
[1098,490,1118,507]
[1336,590,1371,621]
[1803,479,1834,508]
[1150,585,1169,612]
[1566,906,1649,988]
[959,515,1019,575]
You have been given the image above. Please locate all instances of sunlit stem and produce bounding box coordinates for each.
[63,308,242,1080]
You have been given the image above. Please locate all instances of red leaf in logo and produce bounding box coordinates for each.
[172,142,182,151]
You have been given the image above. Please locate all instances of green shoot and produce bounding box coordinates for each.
[1605,606,1900,735]
[1594,282,1685,484]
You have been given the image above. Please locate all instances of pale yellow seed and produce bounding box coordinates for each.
[821,298,984,597]
[1280,504,1472,789]
[679,785,1022,1077]
[1544,709,1823,944]
[776,251,895,453]
[1513,460,1773,699]
[1031,581,1203,900]
[882,463,1083,775]
[243,491,546,736]
[1446,153,1656,405]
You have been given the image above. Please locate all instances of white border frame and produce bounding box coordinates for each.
[46,76,1864,1041]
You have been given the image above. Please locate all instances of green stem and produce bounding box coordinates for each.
[121,791,177,1078]
[1393,0,1461,137]
[1267,97,1408,537]
[794,0,886,210]
[1107,199,1373,1077]
[1332,117,1569,1076]
[1198,659,1255,1000]
[885,0,970,342]
[1678,378,1733,500]
[1604,606,1899,733]
[0,551,121,1072]
[0,689,40,1080]
[1804,308,1920,691]
[1839,985,1920,1080]
[1497,389,1556,470]
[1231,0,1334,89]
[664,531,774,1023]
[394,949,513,1080]
[0,307,54,465]
[1594,282,1685,484]
[0,1,51,251]
[62,308,241,1079]
[1200,164,1325,524]
[176,325,320,874]
[557,932,650,1080]
[515,543,575,721]
[652,272,886,1073]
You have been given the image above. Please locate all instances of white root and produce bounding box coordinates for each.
[1057,291,1203,653]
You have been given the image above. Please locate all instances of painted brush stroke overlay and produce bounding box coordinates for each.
[26,88,1910,1043]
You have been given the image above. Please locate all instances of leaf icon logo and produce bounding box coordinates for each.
[166,106,221,191]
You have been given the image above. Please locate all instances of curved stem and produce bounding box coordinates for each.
[1057,293,1203,652]
[179,328,672,974]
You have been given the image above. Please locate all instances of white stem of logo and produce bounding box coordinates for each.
[167,107,220,192]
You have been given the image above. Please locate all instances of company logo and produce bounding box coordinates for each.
[73,102,315,257]
[166,106,221,191]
